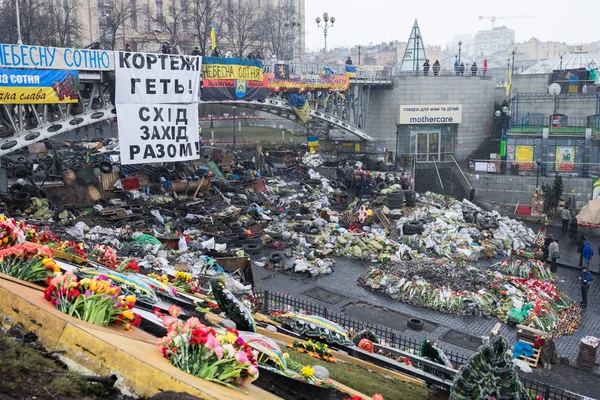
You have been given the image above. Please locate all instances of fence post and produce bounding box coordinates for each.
[544,384,550,400]
[262,290,270,312]
[323,307,328,319]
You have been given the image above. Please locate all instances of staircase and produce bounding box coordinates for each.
[414,161,472,201]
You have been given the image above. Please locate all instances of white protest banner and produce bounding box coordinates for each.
[0,44,113,70]
[115,51,201,104]
[117,103,199,165]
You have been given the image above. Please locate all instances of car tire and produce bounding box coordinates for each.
[99,161,113,174]
[407,318,424,331]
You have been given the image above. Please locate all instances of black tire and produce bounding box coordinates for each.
[14,167,30,178]
[293,223,306,233]
[307,226,319,235]
[230,222,243,231]
[14,192,31,204]
[269,252,283,264]
[403,220,424,235]
[243,243,261,255]
[9,184,24,194]
[22,184,39,195]
[376,182,387,191]
[99,161,113,174]
[407,318,424,331]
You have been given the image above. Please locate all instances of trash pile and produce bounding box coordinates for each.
[394,193,536,260]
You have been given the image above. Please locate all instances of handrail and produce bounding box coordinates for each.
[433,161,444,191]
[451,155,473,190]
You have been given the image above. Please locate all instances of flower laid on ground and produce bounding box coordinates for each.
[43,272,141,330]
[47,239,87,259]
[88,245,117,269]
[148,273,169,285]
[287,340,337,363]
[0,243,57,282]
[492,259,553,280]
[154,305,259,388]
[171,271,200,293]
[0,216,26,246]
[300,365,314,378]
[116,257,140,273]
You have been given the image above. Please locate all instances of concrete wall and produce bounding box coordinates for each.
[511,74,551,94]
[469,173,592,209]
[366,76,496,159]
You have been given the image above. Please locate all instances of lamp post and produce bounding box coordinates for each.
[232,106,237,148]
[511,50,515,76]
[15,0,23,45]
[358,45,361,65]
[315,12,335,53]
[415,33,421,73]
[284,20,301,60]
[536,159,542,191]
[458,41,462,65]
[559,54,563,70]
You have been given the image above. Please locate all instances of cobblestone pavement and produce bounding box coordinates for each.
[252,219,600,385]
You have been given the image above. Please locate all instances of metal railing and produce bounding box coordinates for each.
[261,61,392,80]
[257,290,587,400]
[510,115,600,131]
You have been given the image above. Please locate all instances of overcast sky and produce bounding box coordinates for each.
[304,0,600,51]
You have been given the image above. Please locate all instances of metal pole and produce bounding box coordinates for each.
[15,0,23,45]
[232,107,236,148]
[324,30,327,53]
[358,46,361,64]
[511,51,515,76]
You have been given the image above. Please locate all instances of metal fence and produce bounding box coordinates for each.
[257,290,586,400]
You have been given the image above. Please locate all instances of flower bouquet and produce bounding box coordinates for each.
[79,268,159,304]
[88,245,117,269]
[287,340,337,363]
[171,271,200,293]
[0,216,26,246]
[0,243,59,282]
[155,305,259,388]
[492,259,553,280]
[116,257,140,273]
[43,272,141,330]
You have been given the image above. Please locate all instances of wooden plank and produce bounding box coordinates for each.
[490,322,501,336]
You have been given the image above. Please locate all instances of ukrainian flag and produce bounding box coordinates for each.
[345,65,357,78]
[210,23,217,50]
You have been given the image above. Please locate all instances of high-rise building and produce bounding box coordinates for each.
[474,26,515,57]
[507,38,570,62]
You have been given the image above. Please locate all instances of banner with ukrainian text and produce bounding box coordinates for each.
[201,56,267,101]
[0,68,79,104]
[0,44,113,70]
[265,73,349,92]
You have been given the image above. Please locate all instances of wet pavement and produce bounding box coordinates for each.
[251,218,600,398]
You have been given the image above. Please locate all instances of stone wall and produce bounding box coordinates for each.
[469,173,592,210]
[366,76,496,159]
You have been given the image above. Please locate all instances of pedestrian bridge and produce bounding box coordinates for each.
[0,62,392,156]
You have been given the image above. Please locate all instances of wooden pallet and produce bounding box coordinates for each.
[516,338,542,368]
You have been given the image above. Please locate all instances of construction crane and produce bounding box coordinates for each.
[478,15,538,29]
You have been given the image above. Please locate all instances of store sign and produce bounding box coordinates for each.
[115,51,201,165]
[397,104,462,125]
[0,44,113,71]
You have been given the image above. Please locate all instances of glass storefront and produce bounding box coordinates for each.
[397,125,457,163]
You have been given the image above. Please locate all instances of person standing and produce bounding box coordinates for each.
[432,60,440,76]
[454,60,459,76]
[161,41,171,54]
[548,239,559,273]
[543,234,554,261]
[423,60,430,76]
[561,207,571,232]
[569,216,578,243]
[576,234,587,267]
[191,46,201,56]
[582,241,594,267]
[459,62,465,76]
[578,266,593,307]
[471,62,478,76]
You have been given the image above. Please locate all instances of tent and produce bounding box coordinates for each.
[576,199,600,225]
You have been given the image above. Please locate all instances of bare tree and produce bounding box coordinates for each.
[0,0,53,45]
[227,1,261,58]
[103,0,139,50]
[260,3,297,60]
[187,0,225,56]
[147,0,192,53]
[47,0,82,47]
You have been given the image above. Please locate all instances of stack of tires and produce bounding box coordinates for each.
[386,190,405,210]
[404,190,417,207]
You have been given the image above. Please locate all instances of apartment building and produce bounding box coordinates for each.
[474,26,515,57]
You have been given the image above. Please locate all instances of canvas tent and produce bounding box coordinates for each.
[576,199,600,225]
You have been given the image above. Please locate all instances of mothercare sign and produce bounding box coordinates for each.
[0,44,113,70]
[115,51,201,165]
[397,104,462,125]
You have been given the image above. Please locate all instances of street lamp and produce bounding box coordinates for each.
[415,33,421,73]
[315,12,335,53]
[511,50,515,76]
[15,0,23,45]
[458,41,462,65]
[559,54,563,70]
[536,159,542,190]
[232,106,237,148]
[358,45,361,65]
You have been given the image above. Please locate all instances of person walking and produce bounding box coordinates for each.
[582,241,594,267]
[471,62,478,76]
[432,60,440,76]
[548,239,560,273]
[561,207,571,232]
[576,234,587,266]
[578,266,593,307]
[423,60,430,76]
[569,215,578,243]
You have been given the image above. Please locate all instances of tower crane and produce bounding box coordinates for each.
[478,15,538,29]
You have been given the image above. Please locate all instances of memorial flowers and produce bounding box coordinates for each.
[43,272,141,330]
[287,340,337,363]
[0,216,26,246]
[171,271,200,293]
[88,245,118,269]
[0,243,58,282]
[154,305,259,388]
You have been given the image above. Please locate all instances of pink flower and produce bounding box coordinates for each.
[235,350,249,364]
[168,305,181,317]
[162,316,178,329]
[248,365,258,376]
[214,344,224,359]
[205,333,218,349]
[183,317,201,332]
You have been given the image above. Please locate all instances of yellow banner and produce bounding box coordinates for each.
[515,145,533,169]
[0,86,78,104]
[201,64,263,81]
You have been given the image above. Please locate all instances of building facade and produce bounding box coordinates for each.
[507,38,570,62]
[474,26,515,57]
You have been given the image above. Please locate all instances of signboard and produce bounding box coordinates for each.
[593,178,600,200]
[0,44,113,71]
[0,68,79,104]
[201,57,266,101]
[397,105,462,125]
[266,73,349,92]
[115,51,201,165]
[555,146,576,171]
[514,145,534,169]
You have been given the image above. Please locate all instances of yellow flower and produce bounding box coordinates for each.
[283,353,290,360]
[122,310,134,320]
[124,322,131,331]
[224,331,238,344]
[42,258,54,266]
[301,366,314,378]
[3,237,8,244]
[125,295,137,303]
[53,265,60,273]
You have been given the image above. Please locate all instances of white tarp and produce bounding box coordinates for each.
[115,51,201,165]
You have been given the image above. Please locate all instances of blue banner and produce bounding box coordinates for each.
[0,68,78,87]
[0,68,79,104]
